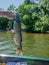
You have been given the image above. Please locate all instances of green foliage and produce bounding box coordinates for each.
[7,20,13,30]
[23,14,34,32]
[0,17,13,31]
[24,0,30,4]
[16,0,49,33]
[0,17,8,30]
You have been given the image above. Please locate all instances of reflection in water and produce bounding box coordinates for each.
[0,32,49,58]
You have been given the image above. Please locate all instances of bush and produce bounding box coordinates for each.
[0,16,13,31]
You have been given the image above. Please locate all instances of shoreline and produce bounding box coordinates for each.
[0,29,49,34]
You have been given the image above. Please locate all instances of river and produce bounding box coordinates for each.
[0,32,49,58]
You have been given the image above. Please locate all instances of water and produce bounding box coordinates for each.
[0,32,49,58]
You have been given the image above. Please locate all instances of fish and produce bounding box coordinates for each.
[13,13,22,55]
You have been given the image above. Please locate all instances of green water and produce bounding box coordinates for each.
[0,32,49,58]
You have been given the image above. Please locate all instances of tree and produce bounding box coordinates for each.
[24,0,31,4]
[0,17,8,30]
[41,0,49,15]
[15,0,49,33]
[0,17,13,31]
[7,4,16,12]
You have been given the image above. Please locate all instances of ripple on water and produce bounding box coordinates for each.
[0,32,49,58]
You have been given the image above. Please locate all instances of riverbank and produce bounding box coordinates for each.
[0,29,49,34]
[0,29,14,33]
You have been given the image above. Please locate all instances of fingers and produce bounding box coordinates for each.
[15,48,23,56]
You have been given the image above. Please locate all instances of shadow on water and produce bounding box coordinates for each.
[0,32,49,58]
